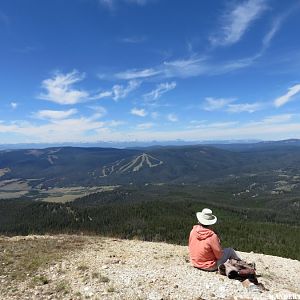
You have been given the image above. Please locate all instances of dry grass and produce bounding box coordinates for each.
[0,180,29,191]
[0,236,85,283]
[40,186,118,203]
[0,182,119,202]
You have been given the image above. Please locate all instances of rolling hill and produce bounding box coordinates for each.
[1,142,300,188]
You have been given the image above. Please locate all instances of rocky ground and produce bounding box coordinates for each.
[0,235,299,300]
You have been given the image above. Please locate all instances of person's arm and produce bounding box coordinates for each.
[210,233,223,260]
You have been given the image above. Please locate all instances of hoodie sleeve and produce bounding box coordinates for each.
[209,233,223,260]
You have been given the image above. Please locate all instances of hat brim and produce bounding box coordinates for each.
[196,212,217,225]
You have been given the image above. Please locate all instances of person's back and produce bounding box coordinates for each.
[189,224,223,270]
[189,208,241,271]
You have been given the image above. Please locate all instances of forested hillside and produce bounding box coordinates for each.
[1,185,299,260]
[2,143,300,188]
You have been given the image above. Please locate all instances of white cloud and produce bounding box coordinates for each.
[211,55,260,75]
[39,70,89,105]
[131,107,147,117]
[93,91,113,99]
[210,0,267,46]
[91,80,140,101]
[10,102,18,109]
[203,98,262,113]
[262,6,296,50]
[167,113,178,122]
[34,109,78,120]
[3,114,300,143]
[190,120,206,125]
[88,106,107,118]
[163,57,208,78]
[262,114,294,124]
[119,36,146,43]
[106,120,125,127]
[207,121,238,128]
[203,97,235,111]
[263,18,282,49]
[274,84,300,107]
[111,80,140,101]
[115,53,259,80]
[188,121,238,129]
[99,0,151,11]
[40,71,140,104]
[136,122,154,130]
[116,68,161,80]
[0,117,106,143]
[115,57,206,80]
[144,82,176,101]
[227,102,262,113]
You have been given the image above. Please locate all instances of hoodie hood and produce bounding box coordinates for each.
[192,225,215,240]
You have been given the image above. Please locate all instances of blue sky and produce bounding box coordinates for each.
[1,0,300,143]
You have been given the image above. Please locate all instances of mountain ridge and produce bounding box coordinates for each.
[2,143,300,188]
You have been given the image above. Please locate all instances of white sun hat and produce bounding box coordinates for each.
[196,208,217,225]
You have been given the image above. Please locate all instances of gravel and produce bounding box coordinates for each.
[1,235,299,300]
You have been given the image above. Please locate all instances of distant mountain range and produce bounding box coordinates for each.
[1,140,300,187]
[0,139,264,150]
[2,138,300,150]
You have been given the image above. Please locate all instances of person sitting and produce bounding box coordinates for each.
[188,208,241,271]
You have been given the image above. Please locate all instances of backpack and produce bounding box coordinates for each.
[218,259,258,284]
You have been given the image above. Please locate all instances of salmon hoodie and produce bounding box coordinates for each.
[188,225,223,269]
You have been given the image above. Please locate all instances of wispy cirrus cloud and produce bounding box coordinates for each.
[93,80,140,101]
[115,53,260,80]
[136,122,154,130]
[203,97,263,113]
[115,57,211,80]
[110,80,140,101]
[162,56,209,78]
[203,97,235,111]
[227,102,262,113]
[274,83,300,107]
[114,6,291,82]
[131,107,147,117]
[39,71,89,105]
[261,114,294,124]
[87,106,107,118]
[167,113,178,122]
[115,68,161,80]
[187,121,238,129]
[144,82,176,101]
[262,4,300,50]
[210,0,268,47]
[262,17,283,49]
[10,102,18,109]
[99,0,151,11]
[34,109,78,120]
[118,36,146,44]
